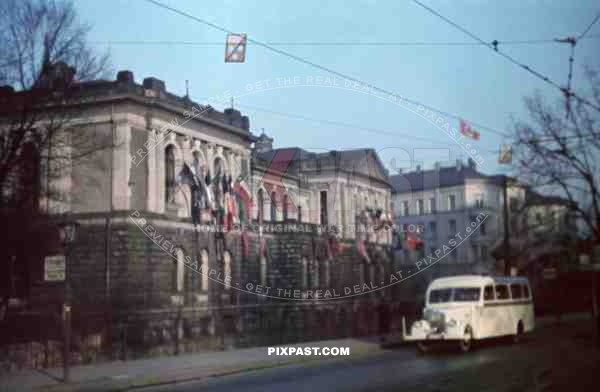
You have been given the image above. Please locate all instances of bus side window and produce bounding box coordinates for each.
[510,283,522,299]
[495,284,510,300]
[523,284,530,299]
[484,285,494,301]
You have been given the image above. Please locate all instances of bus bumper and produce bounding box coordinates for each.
[402,317,464,341]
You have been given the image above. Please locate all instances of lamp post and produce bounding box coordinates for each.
[58,220,78,383]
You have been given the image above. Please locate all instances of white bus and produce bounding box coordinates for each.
[402,275,534,352]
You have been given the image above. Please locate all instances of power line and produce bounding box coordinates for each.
[142,0,510,138]
[579,10,600,40]
[235,101,501,153]
[411,0,600,113]
[90,36,600,47]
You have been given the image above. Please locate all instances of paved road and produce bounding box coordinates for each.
[138,337,563,392]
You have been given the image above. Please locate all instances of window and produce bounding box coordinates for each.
[257,189,264,223]
[429,221,437,238]
[223,251,231,290]
[417,199,424,215]
[301,257,308,290]
[480,221,487,236]
[454,288,481,302]
[481,245,489,260]
[429,288,453,303]
[283,194,289,221]
[402,201,409,216]
[495,284,510,300]
[165,145,176,204]
[312,260,319,289]
[510,283,522,299]
[323,259,330,287]
[429,197,436,213]
[16,142,41,209]
[200,249,209,291]
[429,247,436,257]
[297,206,302,222]
[270,191,277,222]
[523,284,530,299]
[470,243,479,260]
[260,256,267,287]
[475,193,484,208]
[509,196,520,212]
[448,194,456,211]
[174,249,185,292]
[449,219,457,233]
[320,191,328,225]
[484,285,494,301]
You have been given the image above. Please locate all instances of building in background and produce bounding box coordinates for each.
[390,159,576,281]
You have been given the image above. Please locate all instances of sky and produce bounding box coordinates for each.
[76,0,600,176]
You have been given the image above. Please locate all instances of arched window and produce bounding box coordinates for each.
[15,142,41,209]
[174,248,185,292]
[200,249,209,291]
[323,259,330,288]
[283,194,289,221]
[301,257,308,291]
[165,145,176,204]
[297,205,302,223]
[223,251,232,290]
[257,189,264,223]
[312,259,319,289]
[260,256,267,287]
[270,191,277,222]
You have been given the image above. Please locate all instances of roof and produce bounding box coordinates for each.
[428,275,529,289]
[254,147,391,186]
[389,164,505,194]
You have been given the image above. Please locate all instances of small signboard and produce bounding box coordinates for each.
[44,255,66,281]
[225,33,247,63]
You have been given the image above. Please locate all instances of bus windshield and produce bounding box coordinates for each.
[429,287,481,303]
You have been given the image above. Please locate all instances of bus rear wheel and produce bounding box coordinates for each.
[459,326,474,353]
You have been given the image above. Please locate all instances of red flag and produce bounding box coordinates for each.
[405,231,423,251]
[459,119,480,140]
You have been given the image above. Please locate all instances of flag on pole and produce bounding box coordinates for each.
[405,231,424,251]
[459,119,480,140]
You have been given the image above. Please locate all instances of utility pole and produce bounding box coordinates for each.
[502,175,511,276]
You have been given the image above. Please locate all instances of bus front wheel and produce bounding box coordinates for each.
[459,326,474,353]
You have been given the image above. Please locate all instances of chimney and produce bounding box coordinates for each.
[467,157,476,169]
[143,77,166,93]
[456,158,463,171]
[117,70,135,84]
[255,131,273,154]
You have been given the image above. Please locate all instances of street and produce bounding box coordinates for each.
[140,322,600,392]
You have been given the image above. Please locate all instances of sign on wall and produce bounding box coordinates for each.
[44,255,66,281]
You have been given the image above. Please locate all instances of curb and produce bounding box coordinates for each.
[35,344,385,392]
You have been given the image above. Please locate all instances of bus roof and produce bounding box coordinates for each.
[428,275,529,290]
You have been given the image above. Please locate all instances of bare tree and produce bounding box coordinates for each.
[0,0,111,314]
[512,65,600,340]
[513,67,600,242]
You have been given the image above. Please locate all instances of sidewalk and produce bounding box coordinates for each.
[0,337,385,392]
[0,313,592,392]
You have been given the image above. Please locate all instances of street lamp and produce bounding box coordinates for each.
[57,220,78,383]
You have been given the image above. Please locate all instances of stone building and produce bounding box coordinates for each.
[1,68,400,368]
